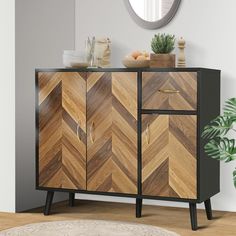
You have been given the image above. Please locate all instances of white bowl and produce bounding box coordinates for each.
[63,50,87,68]
[63,50,82,57]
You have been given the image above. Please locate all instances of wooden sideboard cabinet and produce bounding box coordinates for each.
[36,68,220,230]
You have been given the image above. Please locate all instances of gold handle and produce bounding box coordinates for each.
[158,89,180,94]
[90,122,95,143]
[145,123,150,145]
[76,120,81,141]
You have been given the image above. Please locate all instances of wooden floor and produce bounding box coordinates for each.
[0,200,236,236]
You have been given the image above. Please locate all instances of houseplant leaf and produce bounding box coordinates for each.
[204,137,236,163]
[202,115,236,139]
[224,98,236,116]
[233,169,236,188]
[151,33,175,54]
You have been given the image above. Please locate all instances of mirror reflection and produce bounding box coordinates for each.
[129,0,175,22]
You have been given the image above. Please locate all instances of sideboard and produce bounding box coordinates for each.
[35,68,220,230]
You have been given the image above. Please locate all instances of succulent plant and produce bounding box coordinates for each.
[151,33,175,54]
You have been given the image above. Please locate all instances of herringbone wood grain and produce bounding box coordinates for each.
[87,72,137,194]
[38,72,87,190]
[142,114,197,199]
[142,72,197,110]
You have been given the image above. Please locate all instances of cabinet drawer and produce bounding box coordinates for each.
[142,72,197,111]
[142,114,197,199]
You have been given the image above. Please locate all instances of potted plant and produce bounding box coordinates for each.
[202,98,236,187]
[150,33,176,68]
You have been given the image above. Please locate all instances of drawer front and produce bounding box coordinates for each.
[142,114,197,199]
[142,72,197,110]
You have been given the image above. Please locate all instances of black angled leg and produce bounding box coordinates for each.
[69,193,75,207]
[136,198,142,218]
[44,191,54,215]
[189,203,198,231]
[204,198,213,220]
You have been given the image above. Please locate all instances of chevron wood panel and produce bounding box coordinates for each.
[87,72,137,194]
[142,114,197,199]
[38,72,86,190]
[142,72,197,110]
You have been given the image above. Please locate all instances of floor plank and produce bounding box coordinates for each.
[0,200,235,236]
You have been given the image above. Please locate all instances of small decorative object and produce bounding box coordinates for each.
[177,37,186,67]
[94,38,111,68]
[70,62,89,68]
[86,37,111,68]
[202,98,236,188]
[85,37,96,67]
[122,50,150,68]
[150,33,176,68]
[63,50,88,68]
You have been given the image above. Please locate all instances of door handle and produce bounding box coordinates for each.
[76,120,81,141]
[145,123,150,145]
[90,122,95,143]
[158,89,180,94]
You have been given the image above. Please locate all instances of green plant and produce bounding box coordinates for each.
[151,33,175,54]
[202,98,236,187]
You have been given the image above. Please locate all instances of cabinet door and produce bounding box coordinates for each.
[38,72,86,190]
[142,114,197,199]
[87,72,137,194]
[142,72,197,110]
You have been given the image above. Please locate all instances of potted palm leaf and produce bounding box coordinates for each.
[202,98,236,187]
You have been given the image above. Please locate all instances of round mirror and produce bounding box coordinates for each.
[124,0,181,29]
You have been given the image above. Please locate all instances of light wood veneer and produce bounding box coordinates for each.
[142,72,197,110]
[87,72,137,194]
[142,114,197,199]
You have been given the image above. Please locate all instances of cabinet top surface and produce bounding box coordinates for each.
[35,67,220,73]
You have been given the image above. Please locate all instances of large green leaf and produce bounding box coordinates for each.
[224,98,236,116]
[204,137,236,163]
[233,169,236,188]
[202,116,236,139]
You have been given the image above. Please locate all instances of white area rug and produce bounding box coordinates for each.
[0,220,180,236]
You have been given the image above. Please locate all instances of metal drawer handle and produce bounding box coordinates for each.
[76,120,81,141]
[158,89,180,94]
[90,122,95,144]
[145,123,150,145]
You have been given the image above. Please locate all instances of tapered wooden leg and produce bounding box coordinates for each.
[69,193,75,207]
[204,198,213,220]
[136,198,142,218]
[189,203,198,231]
[44,191,54,215]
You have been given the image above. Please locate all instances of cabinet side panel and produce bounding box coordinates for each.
[38,72,63,188]
[199,70,221,202]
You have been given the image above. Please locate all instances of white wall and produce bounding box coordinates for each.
[15,0,76,212]
[76,0,236,212]
[0,0,15,213]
